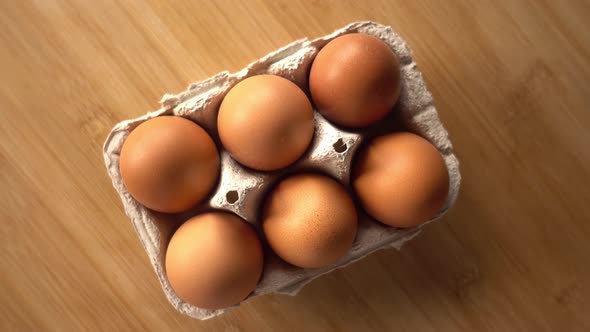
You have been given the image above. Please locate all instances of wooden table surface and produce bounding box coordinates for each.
[2,1,589,331]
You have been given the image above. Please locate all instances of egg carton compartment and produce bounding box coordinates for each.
[103,21,461,320]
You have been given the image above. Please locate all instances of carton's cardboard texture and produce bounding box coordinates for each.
[103,21,461,320]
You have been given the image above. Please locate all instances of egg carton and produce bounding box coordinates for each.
[103,21,461,320]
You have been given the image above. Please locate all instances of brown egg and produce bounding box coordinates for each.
[165,212,263,310]
[309,33,401,128]
[119,116,219,213]
[218,75,314,171]
[352,132,449,228]
[262,173,358,268]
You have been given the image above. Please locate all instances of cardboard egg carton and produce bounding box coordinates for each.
[103,21,461,320]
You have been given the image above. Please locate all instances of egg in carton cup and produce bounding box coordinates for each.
[103,21,461,320]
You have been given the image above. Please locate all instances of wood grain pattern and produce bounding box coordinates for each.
[1,1,589,331]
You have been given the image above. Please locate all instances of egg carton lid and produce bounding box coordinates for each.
[103,21,461,320]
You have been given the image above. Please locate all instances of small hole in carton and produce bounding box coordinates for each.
[333,138,347,153]
[226,190,239,204]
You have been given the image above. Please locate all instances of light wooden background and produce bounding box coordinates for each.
[1,1,589,331]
